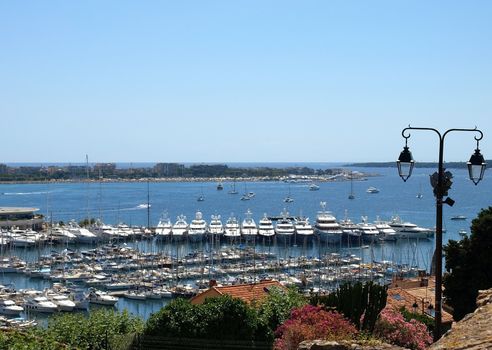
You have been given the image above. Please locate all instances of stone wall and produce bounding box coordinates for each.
[429,288,492,349]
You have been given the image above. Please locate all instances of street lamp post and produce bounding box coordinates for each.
[397,126,486,342]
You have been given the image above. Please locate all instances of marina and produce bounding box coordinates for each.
[0,166,489,323]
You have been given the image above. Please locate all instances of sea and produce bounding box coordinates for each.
[1,164,490,321]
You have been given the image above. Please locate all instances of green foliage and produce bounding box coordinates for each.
[310,281,388,332]
[398,307,434,333]
[0,330,67,350]
[145,297,200,338]
[31,308,143,350]
[78,217,96,227]
[444,207,492,320]
[256,286,307,341]
[200,295,259,341]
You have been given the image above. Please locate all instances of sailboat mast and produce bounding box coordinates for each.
[86,154,90,223]
[147,180,150,229]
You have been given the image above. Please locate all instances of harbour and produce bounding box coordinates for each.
[1,166,490,323]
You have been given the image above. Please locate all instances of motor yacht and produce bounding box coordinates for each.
[172,215,188,241]
[188,211,207,242]
[24,296,58,313]
[389,215,433,239]
[294,217,314,243]
[309,183,320,191]
[314,202,342,244]
[209,215,224,236]
[357,217,380,243]
[374,217,398,241]
[155,212,172,239]
[258,214,275,238]
[339,216,361,241]
[224,214,241,241]
[87,289,118,306]
[241,209,258,241]
[46,293,76,312]
[0,299,23,316]
[366,187,380,194]
[275,209,295,242]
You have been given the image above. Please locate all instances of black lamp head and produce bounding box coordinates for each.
[397,146,415,182]
[467,148,486,185]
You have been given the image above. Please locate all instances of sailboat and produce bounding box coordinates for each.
[416,183,423,199]
[197,187,205,201]
[228,178,238,194]
[348,172,355,199]
[283,184,294,203]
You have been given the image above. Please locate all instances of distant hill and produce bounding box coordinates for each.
[344,161,491,169]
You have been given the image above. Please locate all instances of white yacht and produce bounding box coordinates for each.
[241,209,258,241]
[294,217,314,243]
[172,215,188,241]
[24,296,58,313]
[188,211,207,242]
[87,289,118,306]
[49,226,77,243]
[389,216,433,239]
[67,221,99,243]
[357,217,380,242]
[339,216,361,241]
[374,217,398,241]
[314,202,342,244]
[155,212,172,239]
[46,293,76,312]
[309,183,320,191]
[209,215,224,237]
[366,186,380,194]
[275,209,295,241]
[258,214,275,238]
[0,299,23,316]
[224,214,241,241]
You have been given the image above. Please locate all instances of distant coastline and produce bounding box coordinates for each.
[345,160,491,169]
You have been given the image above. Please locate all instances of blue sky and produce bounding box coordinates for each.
[1,1,491,163]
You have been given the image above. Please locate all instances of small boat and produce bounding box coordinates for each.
[283,196,294,203]
[451,215,467,221]
[87,290,118,306]
[197,195,205,202]
[366,186,380,194]
[228,179,238,194]
[0,299,23,316]
[309,183,320,191]
[217,182,223,190]
[348,172,355,199]
[24,296,58,313]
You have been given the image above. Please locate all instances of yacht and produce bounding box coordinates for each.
[241,209,258,241]
[24,296,58,313]
[309,183,320,191]
[209,215,224,237]
[374,217,398,241]
[0,299,23,316]
[258,214,275,238]
[389,215,433,239]
[357,217,380,243]
[46,293,76,312]
[188,211,207,242]
[275,209,295,242]
[294,217,314,243]
[172,215,188,241]
[314,202,342,244]
[87,289,118,306]
[67,221,99,243]
[366,187,380,194]
[451,215,467,221]
[155,213,172,239]
[224,214,241,241]
[283,196,294,203]
[339,212,360,242]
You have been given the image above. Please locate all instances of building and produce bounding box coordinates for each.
[388,275,453,332]
[0,207,43,230]
[190,280,285,305]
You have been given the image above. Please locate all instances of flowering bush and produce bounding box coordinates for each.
[274,305,358,350]
[374,307,432,350]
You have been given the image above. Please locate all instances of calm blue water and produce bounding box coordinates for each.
[1,166,490,320]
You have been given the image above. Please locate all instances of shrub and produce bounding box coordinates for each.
[256,286,307,340]
[274,305,358,350]
[374,307,432,350]
[145,297,199,337]
[310,281,387,332]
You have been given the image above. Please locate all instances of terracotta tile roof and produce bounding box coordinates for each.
[191,280,284,305]
[387,286,453,325]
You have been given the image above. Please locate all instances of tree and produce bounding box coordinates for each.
[443,206,492,320]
